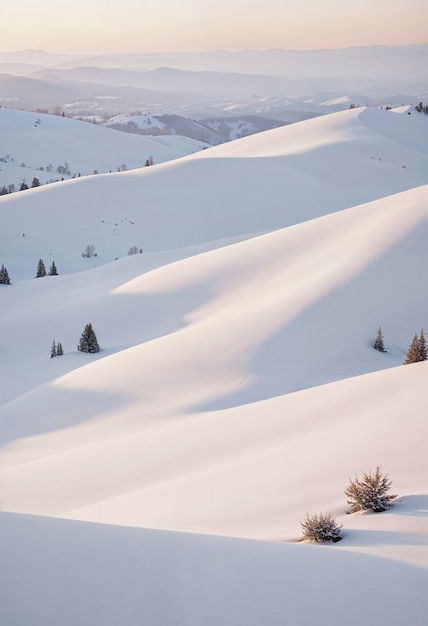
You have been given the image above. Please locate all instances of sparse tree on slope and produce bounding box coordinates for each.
[49,261,58,276]
[345,466,395,513]
[77,323,100,353]
[404,329,427,364]
[0,264,11,284]
[82,244,96,258]
[373,326,386,352]
[50,340,57,358]
[35,258,47,278]
[417,329,427,361]
[56,342,64,356]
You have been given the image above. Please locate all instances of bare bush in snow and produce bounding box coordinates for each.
[300,512,342,543]
[345,466,395,513]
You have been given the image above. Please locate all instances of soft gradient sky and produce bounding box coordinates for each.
[0,0,427,53]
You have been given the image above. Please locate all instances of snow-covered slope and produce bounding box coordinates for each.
[0,107,209,190]
[0,105,427,625]
[1,106,427,280]
[1,505,426,626]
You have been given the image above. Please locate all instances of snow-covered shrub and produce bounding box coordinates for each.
[345,466,395,513]
[300,512,342,543]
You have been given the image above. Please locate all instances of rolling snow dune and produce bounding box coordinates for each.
[1,509,426,626]
[0,105,427,625]
[1,106,428,281]
[0,107,209,189]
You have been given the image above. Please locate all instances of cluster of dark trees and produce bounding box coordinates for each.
[50,340,64,358]
[374,325,427,364]
[128,246,143,255]
[36,259,58,277]
[0,264,11,284]
[0,260,60,283]
[51,323,100,358]
[415,101,428,114]
[1,177,44,195]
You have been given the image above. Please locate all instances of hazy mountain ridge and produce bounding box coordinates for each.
[0,44,426,135]
[106,112,290,143]
[1,43,427,76]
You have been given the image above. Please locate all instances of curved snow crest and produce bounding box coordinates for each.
[1,359,427,545]
[1,105,428,281]
[1,186,428,538]
[1,183,428,415]
[1,509,426,626]
[193,106,428,158]
[115,183,428,298]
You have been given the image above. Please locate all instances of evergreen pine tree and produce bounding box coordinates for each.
[373,326,386,352]
[56,342,64,356]
[0,264,11,284]
[77,323,100,353]
[418,329,427,361]
[35,259,47,278]
[49,261,58,276]
[50,340,57,358]
[404,333,420,364]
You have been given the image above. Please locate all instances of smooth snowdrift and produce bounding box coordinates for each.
[1,509,426,626]
[0,105,427,624]
[1,182,427,405]
[1,107,428,280]
[0,107,208,190]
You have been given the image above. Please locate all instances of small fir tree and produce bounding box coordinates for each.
[373,326,386,352]
[77,323,100,353]
[50,340,57,358]
[345,466,395,513]
[35,258,47,278]
[417,329,427,361]
[31,177,41,188]
[404,330,427,364]
[56,342,64,356]
[49,261,58,276]
[404,333,419,364]
[0,264,11,285]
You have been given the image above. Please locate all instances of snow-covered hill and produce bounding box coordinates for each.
[104,111,289,144]
[0,105,427,625]
[0,107,209,191]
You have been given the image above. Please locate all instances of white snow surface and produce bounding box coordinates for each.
[0,105,427,625]
[0,107,208,189]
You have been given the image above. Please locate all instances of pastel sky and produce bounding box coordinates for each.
[0,0,427,53]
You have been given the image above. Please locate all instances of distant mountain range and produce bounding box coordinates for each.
[0,45,426,132]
